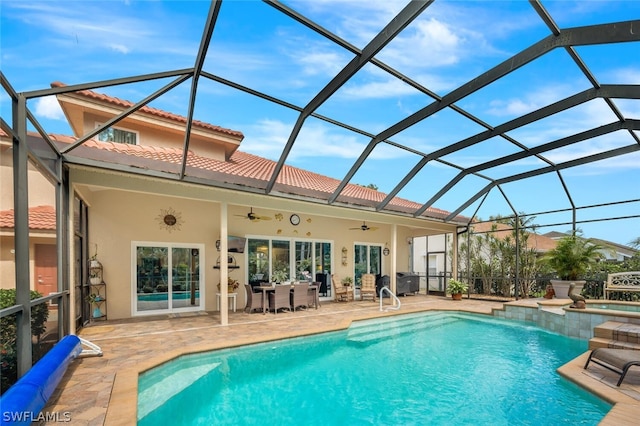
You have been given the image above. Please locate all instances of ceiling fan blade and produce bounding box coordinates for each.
[256,215,272,221]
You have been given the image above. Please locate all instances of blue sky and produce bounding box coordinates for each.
[1,0,639,247]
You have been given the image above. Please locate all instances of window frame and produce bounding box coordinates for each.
[95,121,139,145]
[131,241,205,316]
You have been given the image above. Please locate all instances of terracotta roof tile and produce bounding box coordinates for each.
[46,134,455,219]
[51,82,244,140]
[0,205,56,230]
[40,83,459,221]
[471,221,557,251]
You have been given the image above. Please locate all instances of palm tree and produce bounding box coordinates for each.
[544,233,603,280]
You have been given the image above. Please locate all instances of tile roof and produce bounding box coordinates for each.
[471,221,557,252]
[50,82,244,140]
[48,133,453,220]
[39,83,458,222]
[0,205,56,230]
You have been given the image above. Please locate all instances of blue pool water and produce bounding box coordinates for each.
[138,312,610,425]
[137,291,199,302]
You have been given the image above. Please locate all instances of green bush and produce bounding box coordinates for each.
[0,289,49,394]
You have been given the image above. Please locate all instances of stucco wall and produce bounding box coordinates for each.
[85,189,410,319]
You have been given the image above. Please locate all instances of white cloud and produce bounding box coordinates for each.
[297,51,346,77]
[33,96,65,120]
[609,67,640,84]
[240,119,409,161]
[341,78,418,99]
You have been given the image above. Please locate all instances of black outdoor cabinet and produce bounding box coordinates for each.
[376,275,390,298]
[316,272,329,296]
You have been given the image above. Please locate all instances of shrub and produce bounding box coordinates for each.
[0,289,49,394]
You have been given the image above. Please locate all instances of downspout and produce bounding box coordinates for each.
[219,202,229,326]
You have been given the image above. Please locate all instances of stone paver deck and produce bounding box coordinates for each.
[41,295,640,425]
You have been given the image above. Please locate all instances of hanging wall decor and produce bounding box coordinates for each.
[157,207,184,233]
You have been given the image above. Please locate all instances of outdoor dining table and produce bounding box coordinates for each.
[256,283,319,314]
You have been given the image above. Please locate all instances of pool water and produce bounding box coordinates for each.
[138,312,610,425]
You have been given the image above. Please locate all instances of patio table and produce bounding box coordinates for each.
[256,284,319,314]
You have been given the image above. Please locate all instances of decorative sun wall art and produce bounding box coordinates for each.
[157,207,183,233]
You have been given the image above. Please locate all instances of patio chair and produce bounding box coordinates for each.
[244,284,263,313]
[333,274,352,302]
[268,284,292,314]
[291,282,309,312]
[360,273,376,302]
[584,348,640,386]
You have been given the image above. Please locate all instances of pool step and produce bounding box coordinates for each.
[346,313,459,345]
[589,321,640,351]
[138,361,220,420]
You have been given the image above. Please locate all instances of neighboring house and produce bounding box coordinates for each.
[543,231,638,262]
[411,221,558,292]
[1,83,463,328]
[472,222,558,254]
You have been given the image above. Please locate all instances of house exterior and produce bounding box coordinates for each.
[543,231,638,262]
[1,83,462,329]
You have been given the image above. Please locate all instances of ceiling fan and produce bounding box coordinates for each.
[349,221,378,231]
[235,207,271,222]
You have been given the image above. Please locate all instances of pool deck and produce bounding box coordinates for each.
[43,295,640,425]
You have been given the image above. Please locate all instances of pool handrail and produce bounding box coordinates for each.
[379,287,401,312]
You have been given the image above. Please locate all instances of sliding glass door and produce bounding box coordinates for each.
[354,243,382,289]
[133,243,204,315]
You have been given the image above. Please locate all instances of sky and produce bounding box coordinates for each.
[1,0,639,247]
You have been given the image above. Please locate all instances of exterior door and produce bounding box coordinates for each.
[35,244,57,300]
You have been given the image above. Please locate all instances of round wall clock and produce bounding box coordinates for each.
[289,214,300,226]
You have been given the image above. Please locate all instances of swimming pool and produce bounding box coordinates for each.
[138,312,610,425]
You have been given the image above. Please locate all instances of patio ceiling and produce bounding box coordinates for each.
[3,0,640,234]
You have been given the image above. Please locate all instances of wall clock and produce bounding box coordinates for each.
[290,214,300,226]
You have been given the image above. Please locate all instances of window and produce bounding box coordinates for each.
[247,237,332,287]
[133,243,203,315]
[97,126,137,144]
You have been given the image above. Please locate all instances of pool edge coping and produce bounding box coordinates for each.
[105,305,634,425]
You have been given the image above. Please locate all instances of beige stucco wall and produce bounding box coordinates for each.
[0,143,56,211]
[86,190,219,319]
[83,112,229,161]
[81,186,431,320]
[0,235,57,291]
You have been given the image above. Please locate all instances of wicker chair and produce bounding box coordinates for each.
[269,284,291,314]
[290,282,309,311]
[333,274,352,302]
[360,273,376,302]
[244,284,263,313]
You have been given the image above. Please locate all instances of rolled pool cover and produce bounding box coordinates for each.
[1,335,81,425]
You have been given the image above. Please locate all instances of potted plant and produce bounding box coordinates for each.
[217,277,240,293]
[543,232,603,299]
[271,269,288,284]
[447,279,468,300]
[89,244,100,268]
[341,276,353,286]
[86,294,103,318]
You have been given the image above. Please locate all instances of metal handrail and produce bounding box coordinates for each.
[379,287,401,312]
